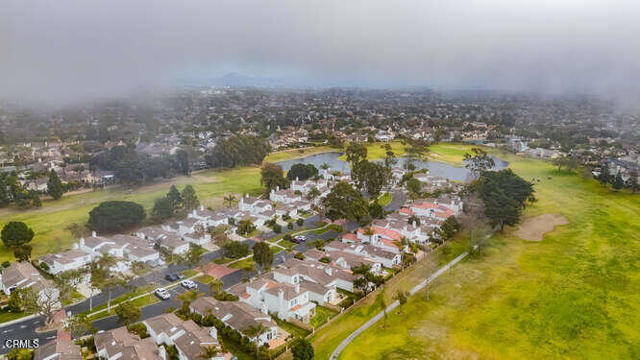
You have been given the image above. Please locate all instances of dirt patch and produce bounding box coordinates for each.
[514,213,569,241]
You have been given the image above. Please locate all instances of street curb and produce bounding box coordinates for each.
[0,314,38,329]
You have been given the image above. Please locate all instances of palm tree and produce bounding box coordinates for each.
[198,345,221,359]
[306,187,321,201]
[245,322,268,339]
[363,227,375,243]
[177,289,201,313]
[209,279,223,296]
[224,194,237,208]
[244,323,268,360]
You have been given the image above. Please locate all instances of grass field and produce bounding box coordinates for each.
[263,146,335,162]
[337,152,640,359]
[0,166,264,263]
[427,143,472,165]
[377,192,392,206]
[337,141,407,161]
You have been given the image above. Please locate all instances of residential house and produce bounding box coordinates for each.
[39,249,92,275]
[269,188,302,204]
[0,262,59,304]
[143,313,225,360]
[94,327,165,360]
[34,330,82,360]
[239,195,273,214]
[231,277,316,322]
[190,297,278,345]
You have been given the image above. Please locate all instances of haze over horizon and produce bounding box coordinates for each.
[2,0,640,105]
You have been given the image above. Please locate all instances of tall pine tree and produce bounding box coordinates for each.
[181,185,199,212]
[612,172,625,191]
[47,170,64,200]
[166,185,183,213]
[598,162,611,187]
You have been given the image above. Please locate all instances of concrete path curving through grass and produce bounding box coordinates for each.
[330,246,476,360]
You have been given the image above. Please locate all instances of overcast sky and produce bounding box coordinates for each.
[2,0,640,104]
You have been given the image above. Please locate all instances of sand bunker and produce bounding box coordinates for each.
[514,213,569,241]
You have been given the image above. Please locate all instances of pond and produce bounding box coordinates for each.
[275,152,509,182]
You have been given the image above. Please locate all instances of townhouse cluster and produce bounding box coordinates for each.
[38,215,217,276]
[309,195,464,275]
[226,257,355,323]
[94,312,232,360]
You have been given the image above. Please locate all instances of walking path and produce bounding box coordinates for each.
[329,247,476,360]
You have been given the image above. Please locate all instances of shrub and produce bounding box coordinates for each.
[296,218,304,226]
[222,241,249,259]
[37,260,49,271]
[127,323,149,338]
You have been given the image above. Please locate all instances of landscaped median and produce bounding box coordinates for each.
[83,271,203,322]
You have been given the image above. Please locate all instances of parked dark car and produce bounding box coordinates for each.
[165,273,183,281]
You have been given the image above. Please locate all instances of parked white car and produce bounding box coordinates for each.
[181,280,197,290]
[155,287,171,300]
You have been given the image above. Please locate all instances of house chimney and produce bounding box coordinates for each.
[261,304,268,314]
[276,186,279,191]
[91,231,97,237]
[295,282,300,294]
[199,205,204,211]
[245,193,248,198]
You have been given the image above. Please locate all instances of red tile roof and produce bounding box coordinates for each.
[199,263,238,279]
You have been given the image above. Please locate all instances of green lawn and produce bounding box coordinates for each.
[264,146,335,163]
[181,269,198,278]
[310,305,339,328]
[338,141,407,161]
[338,152,640,359]
[194,274,215,284]
[228,257,255,272]
[0,309,27,323]
[83,284,157,317]
[427,143,474,165]
[377,192,392,206]
[0,166,263,263]
[273,317,312,338]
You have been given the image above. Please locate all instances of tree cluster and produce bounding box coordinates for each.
[434,216,460,243]
[88,201,146,233]
[205,135,270,168]
[597,162,637,192]
[322,181,370,225]
[0,172,41,209]
[1,221,35,261]
[260,163,289,194]
[152,184,199,221]
[222,241,250,259]
[286,163,318,181]
[474,169,535,230]
[91,145,189,184]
